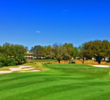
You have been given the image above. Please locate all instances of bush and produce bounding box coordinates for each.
[6,58,16,66]
[0,62,3,67]
[0,56,16,67]
[0,54,26,67]
[15,54,26,65]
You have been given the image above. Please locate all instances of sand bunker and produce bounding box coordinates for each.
[0,71,12,74]
[0,66,40,74]
[93,65,110,68]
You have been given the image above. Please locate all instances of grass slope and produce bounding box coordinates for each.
[0,64,110,100]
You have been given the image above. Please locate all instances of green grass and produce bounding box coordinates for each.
[31,59,57,63]
[1,64,110,100]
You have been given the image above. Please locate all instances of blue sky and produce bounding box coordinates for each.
[0,0,110,49]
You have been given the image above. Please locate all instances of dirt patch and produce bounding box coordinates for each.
[74,60,108,65]
[74,60,83,64]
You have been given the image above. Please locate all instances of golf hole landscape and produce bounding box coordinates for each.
[1,0,110,100]
[0,59,110,100]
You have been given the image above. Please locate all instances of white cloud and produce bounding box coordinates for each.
[63,10,69,14]
[36,31,40,33]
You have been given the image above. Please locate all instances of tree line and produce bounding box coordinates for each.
[31,40,110,64]
[30,43,78,63]
[0,40,110,67]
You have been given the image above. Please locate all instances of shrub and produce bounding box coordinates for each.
[0,56,6,67]
[0,56,16,67]
[15,54,26,65]
[0,62,3,67]
[6,58,16,66]
[0,54,26,67]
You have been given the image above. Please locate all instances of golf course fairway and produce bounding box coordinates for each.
[0,64,110,100]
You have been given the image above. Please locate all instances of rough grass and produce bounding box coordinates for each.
[1,64,110,100]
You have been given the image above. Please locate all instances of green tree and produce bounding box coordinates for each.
[78,45,86,64]
[104,41,110,62]
[102,40,110,61]
[2,43,10,56]
[0,43,27,67]
[62,43,74,60]
[30,45,45,59]
[53,44,63,63]
[73,47,79,58]
[0,43,27,57]
[11,45,27,57]
[44,46,55,59]
[79,40,109,64]
[15,54,26,65]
